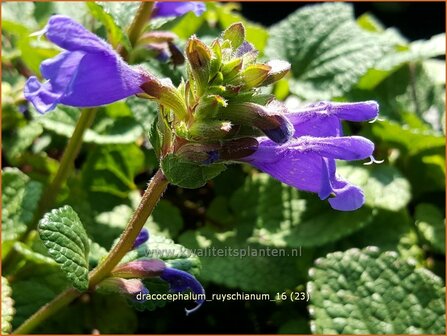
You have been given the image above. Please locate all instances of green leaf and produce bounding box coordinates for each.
[215,4,268,52]
[95,2,140,32]
[32,292,137,334]
[2,168,42,255]
[161,153,226,189]
[38,205,90,291]
[82,144,145,199]
[266,3,395,99]
[357,33,445,90]
[179,226,313,293]
[372,120,445,155]
[1,2,37,30]
[126,96,158,136]
[229,173,374,248]
[145,200,184,239]
[87,2,131,50]
[337,165,411,212]
[2,277,15,335]
[371,120,445,195]
[38,103,143,144]
[415,204,445,254]
[11,262,69,329]
[308,247,445,334]
[2,122,43,163]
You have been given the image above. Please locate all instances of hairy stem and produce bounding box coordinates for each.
[13,169,169,334]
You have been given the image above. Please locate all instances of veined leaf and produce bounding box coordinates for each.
[87,2,131,50]
[38,206,90,291]
[1,277,15,334]
[266,3,396,99]
[2,168,42,255]
[308,247,446,334]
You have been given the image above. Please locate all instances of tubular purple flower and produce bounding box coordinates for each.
[23,15,148,113]
[242,135,374,211]
[132,228,150,249]
[287,101,379,137]
[152,2,206,18]
[160,267,205,315]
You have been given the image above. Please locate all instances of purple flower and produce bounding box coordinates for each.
[287,101,379,137]
[24,15,148,113]
[153,2,206,18]
[132,228,150,249]
[240,101,379,211]
[160,267,205,315]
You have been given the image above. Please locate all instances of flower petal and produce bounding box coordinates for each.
[287,112,342,137]
[327,101,379,122]
[321,158,365,211]
[160,267,205,315]
[133,228,150,249]
[293,136,374,161]
[24,77,63,113]
[59,52,145,107]
[153,2,206,18]
[45,15,112,54]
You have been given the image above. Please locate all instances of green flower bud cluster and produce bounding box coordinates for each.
[142,22,291,152]
[140,23,292,188]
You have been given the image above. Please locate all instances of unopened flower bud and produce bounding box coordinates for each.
[242,64,271,88]
[218,100,293,144]
[186,36,212,96]
[187,120,233,142]
[112,259,166,279]
[222,22,245,49]
[195,94,227,119]
[132,228,149,249]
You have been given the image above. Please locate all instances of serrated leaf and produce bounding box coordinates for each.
[38,205,90,291]
[161,153,226,189]
[415,204,445,254]
[87,2,131,50]
[308,248,445,334]
[38,103,143,144]
[337,165,411,212]
[2,168,43,255]
[266,3,395,99]
[2,277,15,334]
